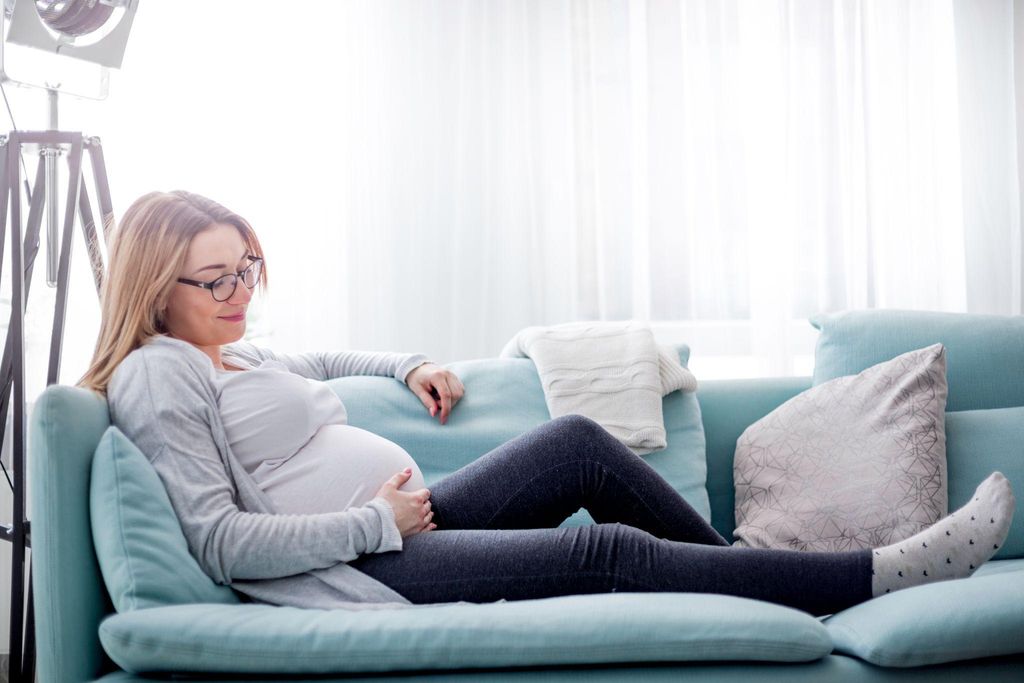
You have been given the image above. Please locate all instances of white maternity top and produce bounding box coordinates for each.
[215,358,427,515]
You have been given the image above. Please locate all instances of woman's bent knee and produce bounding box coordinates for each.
[551,413,607,439]
[554,413,597,428]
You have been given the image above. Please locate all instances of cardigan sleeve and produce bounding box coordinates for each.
[107,346,404,585]
[225,340,433,385]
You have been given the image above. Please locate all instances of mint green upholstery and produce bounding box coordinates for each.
[946,407,1024,559]
[30,385,119,683]
[87,655,1024,683]
[810,309,1024,411]
[90,426,240,611]
[29,318,1024,682]
[825,559,1024,667]
[98,594,831,675]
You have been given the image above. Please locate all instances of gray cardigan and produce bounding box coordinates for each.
[106,334,467,611]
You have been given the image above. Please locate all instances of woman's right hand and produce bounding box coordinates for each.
[373,468,437,539]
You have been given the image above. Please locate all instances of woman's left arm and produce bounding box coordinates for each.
[227,341,429,382]
[227,341,464,424]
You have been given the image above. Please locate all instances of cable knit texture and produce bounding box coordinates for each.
[499,320,697,455]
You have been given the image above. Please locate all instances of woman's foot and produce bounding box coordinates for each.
[871,471,1015,596]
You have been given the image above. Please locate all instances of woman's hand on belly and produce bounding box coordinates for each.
[374,468,437,539]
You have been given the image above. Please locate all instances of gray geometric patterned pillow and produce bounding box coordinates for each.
[733,343,948,552]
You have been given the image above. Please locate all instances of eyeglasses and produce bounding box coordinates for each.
[177,255,263,302]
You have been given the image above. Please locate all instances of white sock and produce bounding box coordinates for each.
[871,471,1016,597]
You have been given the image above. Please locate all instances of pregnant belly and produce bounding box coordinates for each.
[253,424,426,515]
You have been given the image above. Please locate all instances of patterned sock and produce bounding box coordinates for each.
[871,471,1015,597]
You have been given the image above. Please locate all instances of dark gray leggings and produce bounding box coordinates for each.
[348,414,873,616]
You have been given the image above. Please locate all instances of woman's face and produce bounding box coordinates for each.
[163,223,254,350]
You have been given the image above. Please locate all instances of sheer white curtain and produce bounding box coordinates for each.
[329,0,1019,378]
[2,0,1018,388]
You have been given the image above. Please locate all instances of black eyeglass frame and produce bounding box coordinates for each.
[177,255,263,302]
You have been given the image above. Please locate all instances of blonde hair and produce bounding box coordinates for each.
[77,190,268,396]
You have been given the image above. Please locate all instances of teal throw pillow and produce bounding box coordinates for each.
[90,426,240,611]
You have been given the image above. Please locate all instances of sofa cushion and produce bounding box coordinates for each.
[825,558,1024,667]
[732,344,948,551]
[90,426,240,611]
[329,344,712,525]
[98,592,832,675]
[946,407,1024,559]
[810,309,1024,411]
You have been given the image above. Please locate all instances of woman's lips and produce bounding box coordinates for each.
[219,313,245,322]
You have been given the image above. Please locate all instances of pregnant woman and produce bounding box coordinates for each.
[79,190,1016,617]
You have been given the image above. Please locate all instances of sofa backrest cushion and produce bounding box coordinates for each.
[946,406,1024,560]
[328,344,713,525]
[90,425,241,611]
[810,309,1024,412]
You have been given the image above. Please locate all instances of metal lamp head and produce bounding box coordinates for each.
[0,0,139,100]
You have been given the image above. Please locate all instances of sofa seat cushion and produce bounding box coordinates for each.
[329,344,712,525]
[824,558,1024,667]
[98,592,831,675]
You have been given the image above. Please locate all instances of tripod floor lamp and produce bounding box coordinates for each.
[0,130,113,683]
[0,2,138,680]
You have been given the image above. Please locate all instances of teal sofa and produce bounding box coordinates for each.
[31,310,1024,681]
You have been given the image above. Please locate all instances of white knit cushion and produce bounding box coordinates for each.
[732,343,948,551]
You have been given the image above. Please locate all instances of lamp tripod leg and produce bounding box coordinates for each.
[0,131,112,683]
